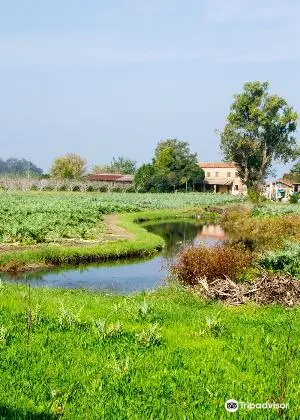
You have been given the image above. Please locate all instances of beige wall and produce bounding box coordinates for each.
[201,166,246,195]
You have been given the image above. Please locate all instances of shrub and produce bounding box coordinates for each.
[259,243,300,276]
[171,245,254,284]
[289,193,300,204]
[222,210,300,251]
[247,189,266,205]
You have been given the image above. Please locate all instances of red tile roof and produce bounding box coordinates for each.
[199,162,236,169]
[277,178,293,187]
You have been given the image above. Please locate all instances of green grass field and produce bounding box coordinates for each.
[1,192,300,418]
[0,283,299,419]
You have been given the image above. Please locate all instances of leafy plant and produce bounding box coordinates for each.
[138,300,152,320]
[93,319,124,340]
[135,323,163,347]
[289,192,300,204]
[200,315,226,338]
[259,243,300,276]
[58,303,85,330]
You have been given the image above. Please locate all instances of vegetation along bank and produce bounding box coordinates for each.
[0,192,231,272]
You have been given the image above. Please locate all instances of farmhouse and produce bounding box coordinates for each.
[199,162,246,195]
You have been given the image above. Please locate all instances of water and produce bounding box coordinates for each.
[2,220,226,294]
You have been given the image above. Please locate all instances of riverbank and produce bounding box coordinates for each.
[0,283,299,419]
[0,208,218,273]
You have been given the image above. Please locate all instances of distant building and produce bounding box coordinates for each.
[199,162,246,195]
[264,179,300,200]
[87,173,134,184]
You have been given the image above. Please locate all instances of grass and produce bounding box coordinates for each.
[1,196,300,418]
[0,283,299,419]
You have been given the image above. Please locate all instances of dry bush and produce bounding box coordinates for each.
[171,245,253,285]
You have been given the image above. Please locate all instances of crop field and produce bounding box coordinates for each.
[0,192,243,244]
[252,203,300,216]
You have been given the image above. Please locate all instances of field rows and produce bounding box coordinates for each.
[0,193,243,244]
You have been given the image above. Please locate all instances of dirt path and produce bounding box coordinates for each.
[102,214,134,240]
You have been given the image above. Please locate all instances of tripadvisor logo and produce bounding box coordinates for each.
[225,399,238,412]
[225,399,288,412]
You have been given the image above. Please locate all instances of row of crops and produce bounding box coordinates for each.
[252,203,300,216]
[0,192,244,244]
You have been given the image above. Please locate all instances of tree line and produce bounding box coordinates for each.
[49,140,205,192]
[0,158,43,176]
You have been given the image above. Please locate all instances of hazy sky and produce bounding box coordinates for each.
[0,0,299,175]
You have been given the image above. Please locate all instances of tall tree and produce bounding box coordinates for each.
[109,157,137,174]
[50,153,86,179]
[291,161,300,174]
[92,157,137,174]
[134,163,155,192]
[285,160,300,183]
[220,81,298,191]
[91,164,110,174]
[153,139,204,192]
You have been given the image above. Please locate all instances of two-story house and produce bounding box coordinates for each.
[199,162,246,195]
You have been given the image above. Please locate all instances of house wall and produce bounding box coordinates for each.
[201,166,246,195]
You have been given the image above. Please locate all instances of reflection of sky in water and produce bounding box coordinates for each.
[2,222,226,294]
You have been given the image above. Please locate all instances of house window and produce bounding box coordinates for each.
[215,172,219,177]
[207,171,210,177]
[227,172,231,178]
[234,185,239,191]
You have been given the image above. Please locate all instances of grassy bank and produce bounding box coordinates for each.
[0,284,299,419]
[0,209,217,272]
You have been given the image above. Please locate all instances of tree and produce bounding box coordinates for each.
[134,163,155,192]
[284,160,300,183]
[0,157,43,176]
[91,164,110,174]
[152,139,204,192]
[92,157,137,174]
[109,157,137,174]
[220,81,298,191]
[291,161,300,174]
[50,153,86,179]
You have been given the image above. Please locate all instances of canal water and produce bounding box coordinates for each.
[2,220,226,294]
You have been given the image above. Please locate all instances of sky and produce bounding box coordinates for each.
[0,0,299,176]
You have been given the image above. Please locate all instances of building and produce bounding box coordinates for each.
[199,162,246,195]
[87,173,134,184]
[264,179,300,200]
